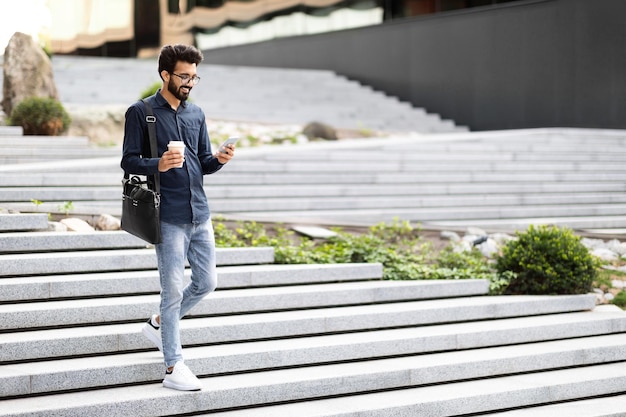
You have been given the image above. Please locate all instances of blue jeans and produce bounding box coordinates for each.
[155,220,218,368]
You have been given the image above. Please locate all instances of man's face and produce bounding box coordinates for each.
[167,61,198,102]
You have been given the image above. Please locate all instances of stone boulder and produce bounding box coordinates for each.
[303,121,338,141]
[2,32,58,116]
[95,214,121,231]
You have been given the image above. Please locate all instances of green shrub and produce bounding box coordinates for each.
[494,224,599,295]
[9,97,71,135]
[611,291,626,308]
[139,81,162,100]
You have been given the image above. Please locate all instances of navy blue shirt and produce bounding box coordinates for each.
[121,92,223,224]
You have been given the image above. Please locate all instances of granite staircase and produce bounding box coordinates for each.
[24,55,465,134]
[1,211,626,416]
[1,128,626,231]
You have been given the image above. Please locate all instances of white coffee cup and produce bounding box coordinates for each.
[167,141,185,168]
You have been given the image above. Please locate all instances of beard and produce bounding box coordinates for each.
[167,78,191,102]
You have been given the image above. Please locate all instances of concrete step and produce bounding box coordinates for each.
[0,231,148,253]
[218,203,626,226]
[4,184,624,208]
[225,159,625,173]
[3,186,625,209]
[7,200,626,225]
[484,395,626,416]
[205,192,626,212]
[0,262,387,302]
[0,293,594,361]
[0,149,120,164]
[0,279,488,331]
[0,155,120,170]
[256,148,626,162]
[0,126,23,136]
[3,337,626,416]
[0,213,48,232]
[2,317,624,397]
[200,361,626,417]
[1,167,625,188]
[0,247,275,277]
[0,136,90,147]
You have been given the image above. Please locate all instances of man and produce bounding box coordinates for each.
[121,44,235,391]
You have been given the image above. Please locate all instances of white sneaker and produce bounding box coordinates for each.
[142,314,162,352]
[163,361,202,391]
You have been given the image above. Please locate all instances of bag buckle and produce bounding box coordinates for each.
[146,115,156,123]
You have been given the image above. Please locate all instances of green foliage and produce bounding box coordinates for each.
[611,291,626,308]
[30,199,43,211]
[435,245,503,292]
[9,97,71,135]
[58,201,74,217]
[594,269,616,290]
[139,81,162,100]
[494,224,600,295]
[214,219,605,295]
[213,217,498,283]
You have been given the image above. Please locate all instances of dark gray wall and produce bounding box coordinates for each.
[202,0,626,131]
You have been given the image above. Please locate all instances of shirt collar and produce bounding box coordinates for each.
[155,89,188,110]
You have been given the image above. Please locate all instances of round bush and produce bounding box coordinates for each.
[9,97,71,135]
[139,81,162,100]
[494,224,599,295]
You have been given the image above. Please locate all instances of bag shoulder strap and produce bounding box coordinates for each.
[142,99,160,194]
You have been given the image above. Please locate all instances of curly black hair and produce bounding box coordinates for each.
[158,44,204,80]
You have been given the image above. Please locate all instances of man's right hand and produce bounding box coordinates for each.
[158,150,185,172]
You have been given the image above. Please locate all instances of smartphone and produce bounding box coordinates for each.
[219,137,239,153]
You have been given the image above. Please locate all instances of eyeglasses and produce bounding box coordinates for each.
[170,72,201,85]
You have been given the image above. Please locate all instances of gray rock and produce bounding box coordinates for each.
[440,230,461,241]
[591,248,618,262]
[490,232,516,245]
[607,239,626,255]
[303,121,337,140]
[60,217,95,232]
[95,214,121,231]
[612,280,625,289]
[581,237,606,250]
[47,221,68,232]
[2,32,58,116]
[477,238,499,258]
[466,227,487,236]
